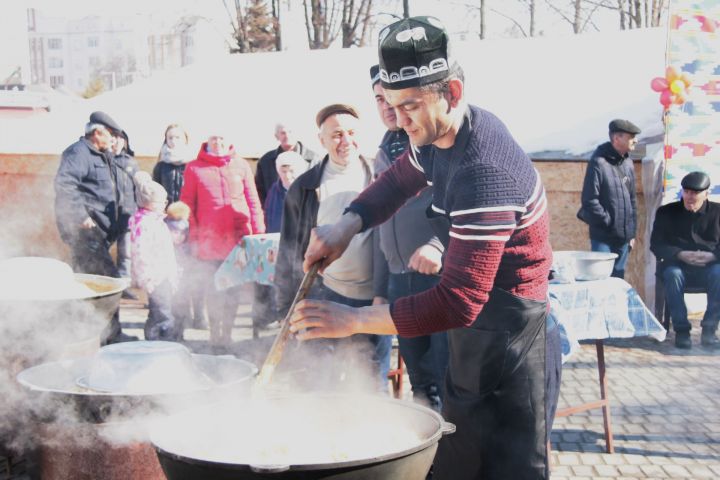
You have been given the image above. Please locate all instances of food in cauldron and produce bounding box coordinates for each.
[151,394,455,479]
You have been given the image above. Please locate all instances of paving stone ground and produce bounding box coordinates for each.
[120,289,720,479]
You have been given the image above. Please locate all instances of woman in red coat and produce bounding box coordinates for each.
[180,134,265,347]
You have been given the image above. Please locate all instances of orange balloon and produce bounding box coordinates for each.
[665,66,679,83]
[673,91,687,105]
[680,73,692,88]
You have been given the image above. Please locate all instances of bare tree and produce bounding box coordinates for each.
[302,0,375,49]
[599,0,667,29]
[479,0,486,39]
[617,0,626,29]
[270,0,282,51]
[545,0,611,33]
[341,0,375,47]
[651,0,667,27]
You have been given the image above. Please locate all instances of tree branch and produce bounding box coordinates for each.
[489,7,527,37]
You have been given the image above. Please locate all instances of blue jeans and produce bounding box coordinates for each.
[590,239,630,279]
[387,272,448,411]
[662,263,720,333]
[307,284,392,393]
[116,229,132,279]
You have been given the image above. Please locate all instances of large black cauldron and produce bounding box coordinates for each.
[151,394,454,480]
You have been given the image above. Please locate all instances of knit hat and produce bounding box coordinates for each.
[166,201,191,221]
[275,151,306,174]
[134,173,167,208]
[378,16,453,90]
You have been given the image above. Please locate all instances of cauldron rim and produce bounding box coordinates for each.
[16,354,258,398]
[150,394,453,473]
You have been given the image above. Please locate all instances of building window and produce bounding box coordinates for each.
[48,57,63,68]
[50,76,64,87]
[87,36,99,47]
[48,38,62,49]
[89,56,100,67]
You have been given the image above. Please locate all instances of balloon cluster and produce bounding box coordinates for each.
[651,66,692,110]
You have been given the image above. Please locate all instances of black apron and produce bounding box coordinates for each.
[433,287,549,480]
[421,110,550,478]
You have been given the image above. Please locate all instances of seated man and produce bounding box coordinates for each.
[651,171,720,349]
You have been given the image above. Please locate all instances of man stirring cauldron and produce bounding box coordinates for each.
[289,16,562,479]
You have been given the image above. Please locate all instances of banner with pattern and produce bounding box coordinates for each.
[663,0,720,203]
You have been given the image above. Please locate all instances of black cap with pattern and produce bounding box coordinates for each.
[370,65,381,86]
[378,16,452,90]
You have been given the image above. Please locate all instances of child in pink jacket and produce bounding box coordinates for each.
[129,172,180,340]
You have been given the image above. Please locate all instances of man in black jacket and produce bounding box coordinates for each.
[254,123,319,204]
[54,111,137,344]
[651,171,720,349]
[579,119,640,278]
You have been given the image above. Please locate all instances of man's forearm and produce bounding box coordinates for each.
[355,304,398,335]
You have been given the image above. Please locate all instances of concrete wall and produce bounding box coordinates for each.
[0,154,648,300]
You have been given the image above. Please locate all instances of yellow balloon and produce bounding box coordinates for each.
[670,79,685,94]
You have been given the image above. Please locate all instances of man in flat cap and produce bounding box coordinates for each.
[274,103,391,392]
[54,111,137,344]
[369,64,448,412]
[651,171,720,349]
[291,17,561,479]
[254,122,319,205]
[578,119,641,279]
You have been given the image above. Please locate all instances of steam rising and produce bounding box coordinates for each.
[0,271,112,451]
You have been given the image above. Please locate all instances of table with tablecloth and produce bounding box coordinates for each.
[551,277,667,363]
[549,276,666,453]
[214,233,280,291]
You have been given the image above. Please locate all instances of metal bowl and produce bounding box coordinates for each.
[16,349,258,422]
[553,250,618,281]
[151,394,455,480]
[76,341,213,395]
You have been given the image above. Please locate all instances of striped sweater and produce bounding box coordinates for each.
[348,106,551,337]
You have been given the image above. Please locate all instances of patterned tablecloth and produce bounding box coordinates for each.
[549,277,667,363]
[214,233,280,290]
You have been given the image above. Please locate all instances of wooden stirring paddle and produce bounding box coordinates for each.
[253,263,320,392]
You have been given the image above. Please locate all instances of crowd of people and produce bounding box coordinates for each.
[51,14,720,480]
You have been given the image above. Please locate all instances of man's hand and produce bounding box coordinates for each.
[303,212,362,273]
[678,250,717,267]
[372,296,388,306]
[408,244,442,275]
[80,217,96,229]
[694,251,717,266]
[289,299,359,340]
